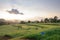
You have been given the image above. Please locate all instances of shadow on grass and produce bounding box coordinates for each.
[0,35,13,40]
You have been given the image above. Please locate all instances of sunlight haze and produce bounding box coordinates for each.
[0,0,60,20]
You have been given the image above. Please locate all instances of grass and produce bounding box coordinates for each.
[0,23,60,40]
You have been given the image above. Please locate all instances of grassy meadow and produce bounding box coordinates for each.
[0,23,60,40]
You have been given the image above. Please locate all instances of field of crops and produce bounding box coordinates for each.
[0,23,60,40]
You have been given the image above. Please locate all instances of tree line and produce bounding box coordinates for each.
[0,16,60,25]
[43,16,60,23]
[25,16,60,23]
[21,16,60,23]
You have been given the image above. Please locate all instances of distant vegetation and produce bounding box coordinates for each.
[43,16,60,23]
[0,16,60,25]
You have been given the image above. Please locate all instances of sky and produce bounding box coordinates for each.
[0,0,60,20]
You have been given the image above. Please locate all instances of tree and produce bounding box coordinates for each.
[57,19,60,23]
[44,18,49,23]
[0,19,6,25]
[40,19,44,23]
[20,21,25,24]
[53,16,58,23]
[28,20,31,23]
[35,20,40,23]
[49,18,54,23]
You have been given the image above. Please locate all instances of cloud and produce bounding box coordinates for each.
[7,9,23,15]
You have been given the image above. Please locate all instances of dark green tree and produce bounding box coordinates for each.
[57,19,60,23]
[53,16,58,23]
[44,18,49,23]
[35,20,40,23]
[20,21,25,24]
[28,20,31,23]
[49,18,54,23]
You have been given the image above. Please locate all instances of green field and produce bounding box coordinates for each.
[0,23,60,40]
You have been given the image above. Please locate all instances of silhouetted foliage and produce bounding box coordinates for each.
[40,19,44,23]
[43,16,60,23]
[57,19,60,23]
[34,20,40,23]
[0,19,6,25]
[53,16,58,23]
[28,20,31,23]
[49,18,54,23]
[20,21,25,24]
[44,18,49,23]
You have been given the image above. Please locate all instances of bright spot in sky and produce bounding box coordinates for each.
[0,11,34,20]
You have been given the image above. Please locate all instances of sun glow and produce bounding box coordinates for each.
[0,10,36,20]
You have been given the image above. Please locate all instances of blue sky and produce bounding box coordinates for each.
[0,0,60,20]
